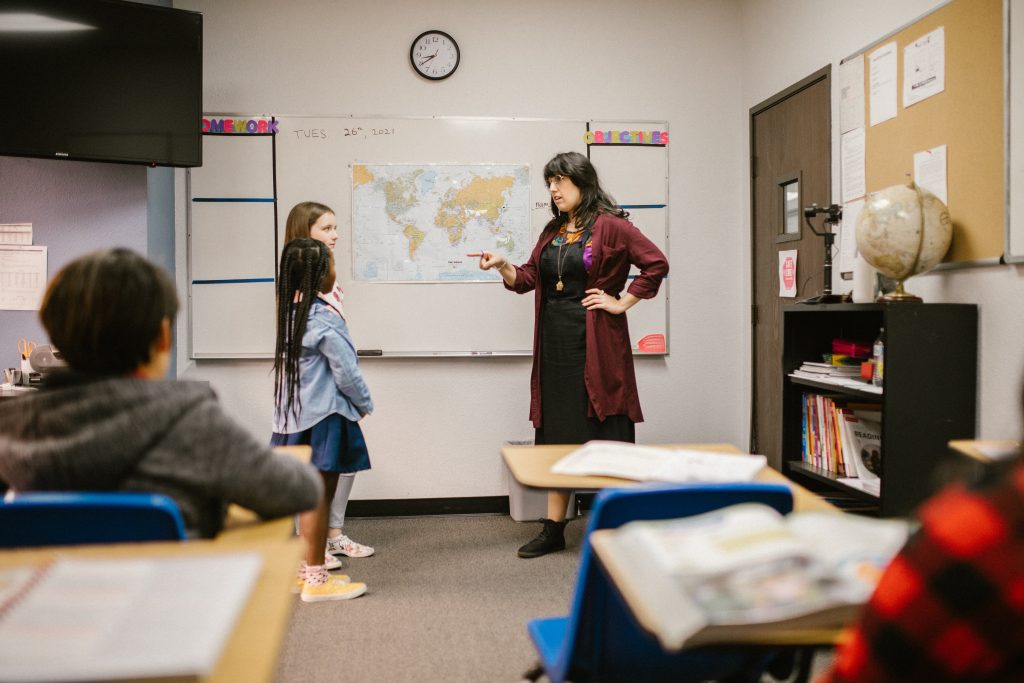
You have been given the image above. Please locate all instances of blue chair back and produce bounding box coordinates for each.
[532,482,794,683]
[0,492,187,547]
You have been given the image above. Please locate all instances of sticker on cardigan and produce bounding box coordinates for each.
[636,334,666,353]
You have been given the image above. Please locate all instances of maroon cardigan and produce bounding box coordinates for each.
[506,213,669,428]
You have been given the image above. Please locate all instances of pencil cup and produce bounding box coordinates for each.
[21,357,33,375]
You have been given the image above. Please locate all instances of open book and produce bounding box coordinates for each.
[551,441,767,482]
[605,503,910,650]
[0,553,262,682]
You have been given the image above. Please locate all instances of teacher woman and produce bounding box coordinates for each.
[470,151,669,558]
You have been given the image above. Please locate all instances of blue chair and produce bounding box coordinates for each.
[526,482,795,683]
[0,492,187,547]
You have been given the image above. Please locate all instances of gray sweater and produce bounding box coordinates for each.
[0,373,322,538]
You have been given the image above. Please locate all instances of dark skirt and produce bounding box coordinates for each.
[535,299,635,446]
[271,412,371,474]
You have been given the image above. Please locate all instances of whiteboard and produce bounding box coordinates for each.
[188,116,670,357]
[187,129,277,358]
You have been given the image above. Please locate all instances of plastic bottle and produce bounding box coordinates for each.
[872,328,885,387]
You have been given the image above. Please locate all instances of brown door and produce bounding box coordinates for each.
[750,67,831,469]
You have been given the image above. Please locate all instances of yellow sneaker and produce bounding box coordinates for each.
[300,577,367,603]
[292,566,349,594]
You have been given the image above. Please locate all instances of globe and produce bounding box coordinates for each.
[855,183,952,301]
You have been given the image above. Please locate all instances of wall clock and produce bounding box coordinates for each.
[410,30,460,80]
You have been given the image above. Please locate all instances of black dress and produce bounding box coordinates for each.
[534,228,635,446]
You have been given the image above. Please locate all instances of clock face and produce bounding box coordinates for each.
[410,30,460,80]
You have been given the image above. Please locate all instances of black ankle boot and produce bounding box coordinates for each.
[518,518,567,558]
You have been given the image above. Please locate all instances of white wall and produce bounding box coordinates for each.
[172,0,751,499]
[737,0,1024,440]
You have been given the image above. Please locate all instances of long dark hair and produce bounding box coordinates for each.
[543,151,628,233]
[273,239,334,428]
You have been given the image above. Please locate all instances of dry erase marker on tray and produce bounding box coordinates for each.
[357,349,383,357]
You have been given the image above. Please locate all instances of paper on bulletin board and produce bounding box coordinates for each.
[914,144,948,205]
[841,128,866,202]
[779,249,797,298]
[839,198,864,278]
[0,223,32,245]
[869,41,898,126]
[903,27,945,108]
[0,245,47,310]
[839,56,865,134]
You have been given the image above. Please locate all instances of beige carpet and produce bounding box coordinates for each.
[275,514,586,682]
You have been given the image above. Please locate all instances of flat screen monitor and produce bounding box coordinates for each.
[0,0,202,167]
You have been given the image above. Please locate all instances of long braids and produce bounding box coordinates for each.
[273,239,332,429]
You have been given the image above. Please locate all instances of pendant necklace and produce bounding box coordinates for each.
[555,219,577,291]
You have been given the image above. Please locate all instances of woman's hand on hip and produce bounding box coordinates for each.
[583,288,627,314]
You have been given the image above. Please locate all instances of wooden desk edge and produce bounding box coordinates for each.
[948,439,1021,463]
[501,443,744,490]
[0,533,303,683]
[501,443,837,514]
[590,531,843,648]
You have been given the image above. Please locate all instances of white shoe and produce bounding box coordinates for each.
[324,552,343,570]
[327,534,375,558]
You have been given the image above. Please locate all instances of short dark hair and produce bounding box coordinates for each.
[39,248,179,375]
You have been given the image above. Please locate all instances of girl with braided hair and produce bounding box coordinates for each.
[283,201,376,561]
[271,238,373,602]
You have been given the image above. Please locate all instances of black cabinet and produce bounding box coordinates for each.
[781,303,977,517]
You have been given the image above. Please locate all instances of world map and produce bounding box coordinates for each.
[351,163,530,282]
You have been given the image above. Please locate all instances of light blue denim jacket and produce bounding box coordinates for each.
[273,299,373,433]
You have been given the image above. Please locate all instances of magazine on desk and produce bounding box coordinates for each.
[550,441,767,482]
[606,503,910,650]
[0,552,262,682]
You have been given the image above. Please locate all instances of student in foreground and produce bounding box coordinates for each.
[817,397,1024,682]
[272,239,373,602]
[0,248,323,539]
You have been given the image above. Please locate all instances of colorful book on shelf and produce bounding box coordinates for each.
[604,503,910,650]
[831,339,871,359]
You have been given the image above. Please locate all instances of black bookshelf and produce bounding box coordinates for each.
[781,303,977,517]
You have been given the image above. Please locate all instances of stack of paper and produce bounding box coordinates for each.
[551,441,767,483]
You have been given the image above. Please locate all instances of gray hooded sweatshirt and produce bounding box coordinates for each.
[0,372,322,538]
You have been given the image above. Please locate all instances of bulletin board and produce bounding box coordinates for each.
[1007,0,1024,262]
[850,0,1004,263]
[187,116,670,358]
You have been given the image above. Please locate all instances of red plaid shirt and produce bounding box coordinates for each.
[819,461,1024,682]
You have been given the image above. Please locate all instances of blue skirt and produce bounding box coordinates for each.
[271,413,371,474]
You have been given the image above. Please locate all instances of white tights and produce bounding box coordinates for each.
[328,473,356,531]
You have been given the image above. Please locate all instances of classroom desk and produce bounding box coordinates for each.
[503,443,843,650]
[0,516,301,683]
[501,443,837,514]
[589,530,843,649]
[948,439,1021,464]
[0,446,311,682]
